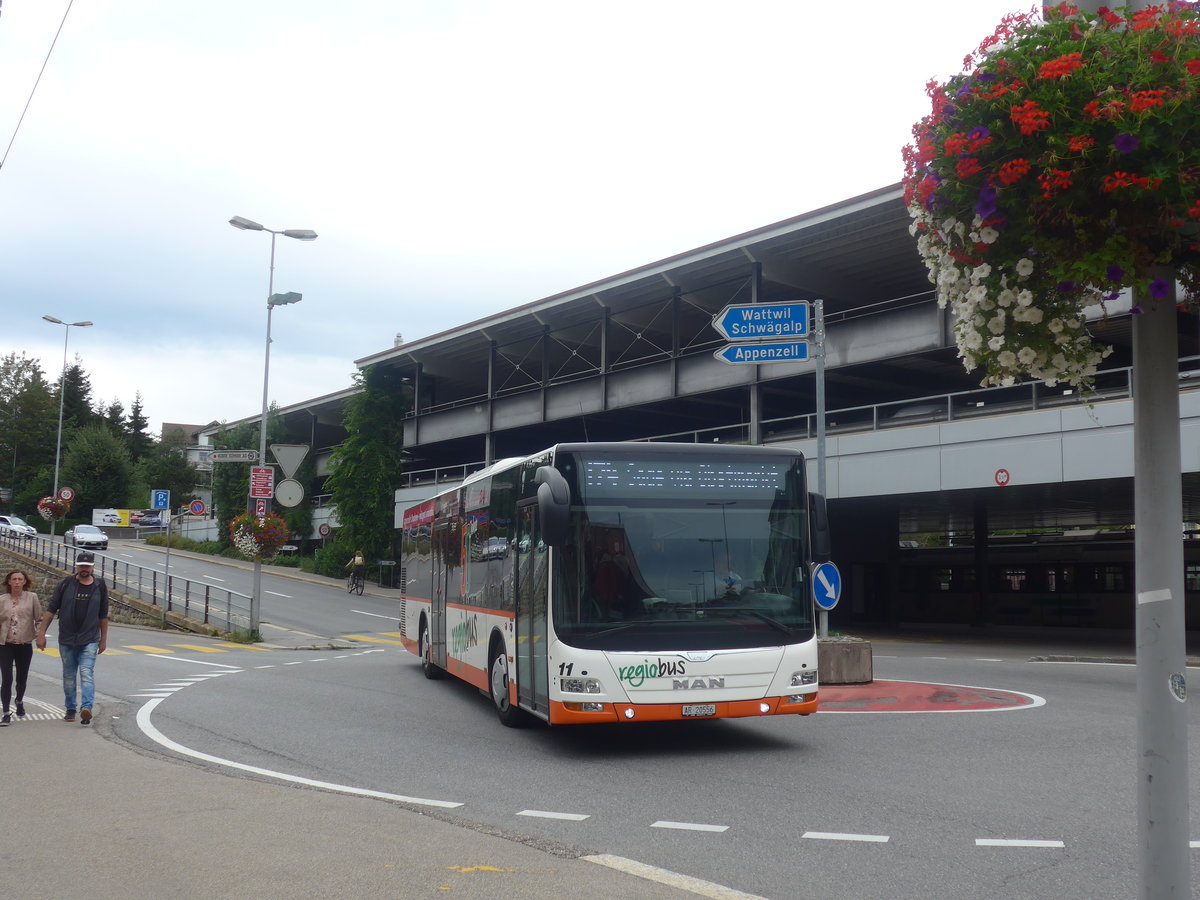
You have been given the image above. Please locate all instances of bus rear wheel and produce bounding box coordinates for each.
[420,625,442,680]
[489,646,524,727]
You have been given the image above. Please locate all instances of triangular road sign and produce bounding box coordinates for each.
[270,443,310,480]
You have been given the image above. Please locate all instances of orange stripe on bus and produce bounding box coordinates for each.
[547,694,819,725]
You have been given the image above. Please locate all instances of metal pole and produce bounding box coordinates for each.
[814,298,828,637]
[250,232,277,636]
[1132,271,1189,899]
[50,325,70,537]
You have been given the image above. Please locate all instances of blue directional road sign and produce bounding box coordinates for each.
[713,301,809,341]
[151,489,170,510]
[812,561,842,611]
[715,342,810,365]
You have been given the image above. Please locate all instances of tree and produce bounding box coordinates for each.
[127,393,154,463]
[324,365,409,558]
[132,441,199,510]
[59,425,133,512]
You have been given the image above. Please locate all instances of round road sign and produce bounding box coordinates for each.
[58,486,76,502]
[318,523,332,537]
[189,499,207,516]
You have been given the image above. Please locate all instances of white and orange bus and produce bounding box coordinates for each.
[398,442,830,726]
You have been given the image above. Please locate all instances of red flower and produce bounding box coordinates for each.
[956,157,983,179]
[1037,168,1074,198]
[1010,99,1051,134]
[1097,7,1124,27]
[1187,59,1200,75]
[998,158,1031,184]
[1038,52,1085,79]
[943,132,969,157]
[1129,89,1166,113]
[1068,134,1095,151]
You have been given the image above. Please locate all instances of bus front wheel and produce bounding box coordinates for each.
[489,646,524,727]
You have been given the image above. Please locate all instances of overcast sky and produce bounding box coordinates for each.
[0,0,1027,435]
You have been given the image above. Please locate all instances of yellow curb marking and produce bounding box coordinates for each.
[216,642,273,651]
[341,634,406,645]
[123,644,174,654]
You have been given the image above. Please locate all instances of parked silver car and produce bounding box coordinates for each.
[65,524,109,550]
[0,515,37,538]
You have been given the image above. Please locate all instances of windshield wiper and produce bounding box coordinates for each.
[702,607,795,636]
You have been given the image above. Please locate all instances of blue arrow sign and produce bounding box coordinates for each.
[713,302,809,341]
[812,561,842,611]
[714,342,810,364]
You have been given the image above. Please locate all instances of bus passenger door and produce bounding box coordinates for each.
[515,502,549,716]
[429,520,452,668]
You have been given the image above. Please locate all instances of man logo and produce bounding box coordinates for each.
[673,678,725,690]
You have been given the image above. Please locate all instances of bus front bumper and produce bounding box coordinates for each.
[548,692,819,725]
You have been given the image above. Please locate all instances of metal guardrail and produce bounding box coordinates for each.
[0,533,252,633]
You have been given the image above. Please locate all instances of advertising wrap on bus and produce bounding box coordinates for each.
[398,441,830,727]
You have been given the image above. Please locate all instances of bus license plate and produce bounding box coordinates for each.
[682,704,716,717]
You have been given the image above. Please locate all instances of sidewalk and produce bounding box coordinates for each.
[0,689,718,900]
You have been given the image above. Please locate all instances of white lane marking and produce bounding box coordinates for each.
[802,831,889,843]
[353,609,397,620]
[517,809,590,821]
[1190,840,1200,849]
[201,575,226,582]
[265,590,291,598]
[651,820,728,833]
[976,838,1064,848]
[285,661,305,666]
[584,855,765,900]
[129,692,177,698]
[255,665,276,669]
[135,698,463,808]
[976,658,1004,662]
[146,655,242,670]
[921,656,948,660]
[1030,661,1131,667]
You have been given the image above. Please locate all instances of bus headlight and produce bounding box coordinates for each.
[791,670,818,686]
[561,677,603,694]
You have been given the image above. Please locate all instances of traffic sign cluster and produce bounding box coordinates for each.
[712,301,812,365]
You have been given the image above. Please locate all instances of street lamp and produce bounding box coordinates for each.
[42,315,93,537]
[229,216,317,635]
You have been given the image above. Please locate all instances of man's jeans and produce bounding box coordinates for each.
[60,642,98,712]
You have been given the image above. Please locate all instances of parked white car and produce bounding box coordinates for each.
[0,515,37,538]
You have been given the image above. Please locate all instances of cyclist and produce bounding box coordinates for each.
[345,550,365,593]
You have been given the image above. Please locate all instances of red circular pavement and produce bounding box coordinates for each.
[818,679,1044,713]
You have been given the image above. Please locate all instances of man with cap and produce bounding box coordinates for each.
[36,551,109,725]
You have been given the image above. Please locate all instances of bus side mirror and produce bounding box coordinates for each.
[809,492,831,562]
[535,465,570,547]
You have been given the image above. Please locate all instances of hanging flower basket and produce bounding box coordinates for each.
[37,496,70,521]
[903,2,1200,388]
[229,512,291,560]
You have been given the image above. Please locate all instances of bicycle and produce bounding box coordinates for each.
[346,570,364,595]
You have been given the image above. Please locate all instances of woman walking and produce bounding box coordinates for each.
[0,569,41,725]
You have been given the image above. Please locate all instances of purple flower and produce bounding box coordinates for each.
[976,184,999,218]
[1106,264,1125,282]
[1149,278,1171,299]
[1058,281,1078,293]
[967,126,990,141]
[976,72,997,83]
[1103,290,1121,303]
[1131,305,1144,314]
[1114,134,1139,153]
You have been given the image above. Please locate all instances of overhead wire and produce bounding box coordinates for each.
[0,0,76,172]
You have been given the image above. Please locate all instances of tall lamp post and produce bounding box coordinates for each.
[229,216,317,635]
[42,315,93,537]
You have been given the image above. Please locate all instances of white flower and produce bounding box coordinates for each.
[988,336,1005,351]
[1015,258,1034,277]
[1048,318,1064,333]
[997,350,1017,368]
[1017,346,1037,365]
[987,312,1006,334]
[967,284,988,303]
[1016,290,1033,307]
[971,263,992,282]
[997,289,1016,307]
[978,226,999,244]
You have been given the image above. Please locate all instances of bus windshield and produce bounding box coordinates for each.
[551,448,814,652]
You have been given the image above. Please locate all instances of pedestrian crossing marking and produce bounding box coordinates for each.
[123,644,174,654]
[169,643,227,654]
[341,634,406,645]
[378,631,404,638]
[216,642,272,651]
